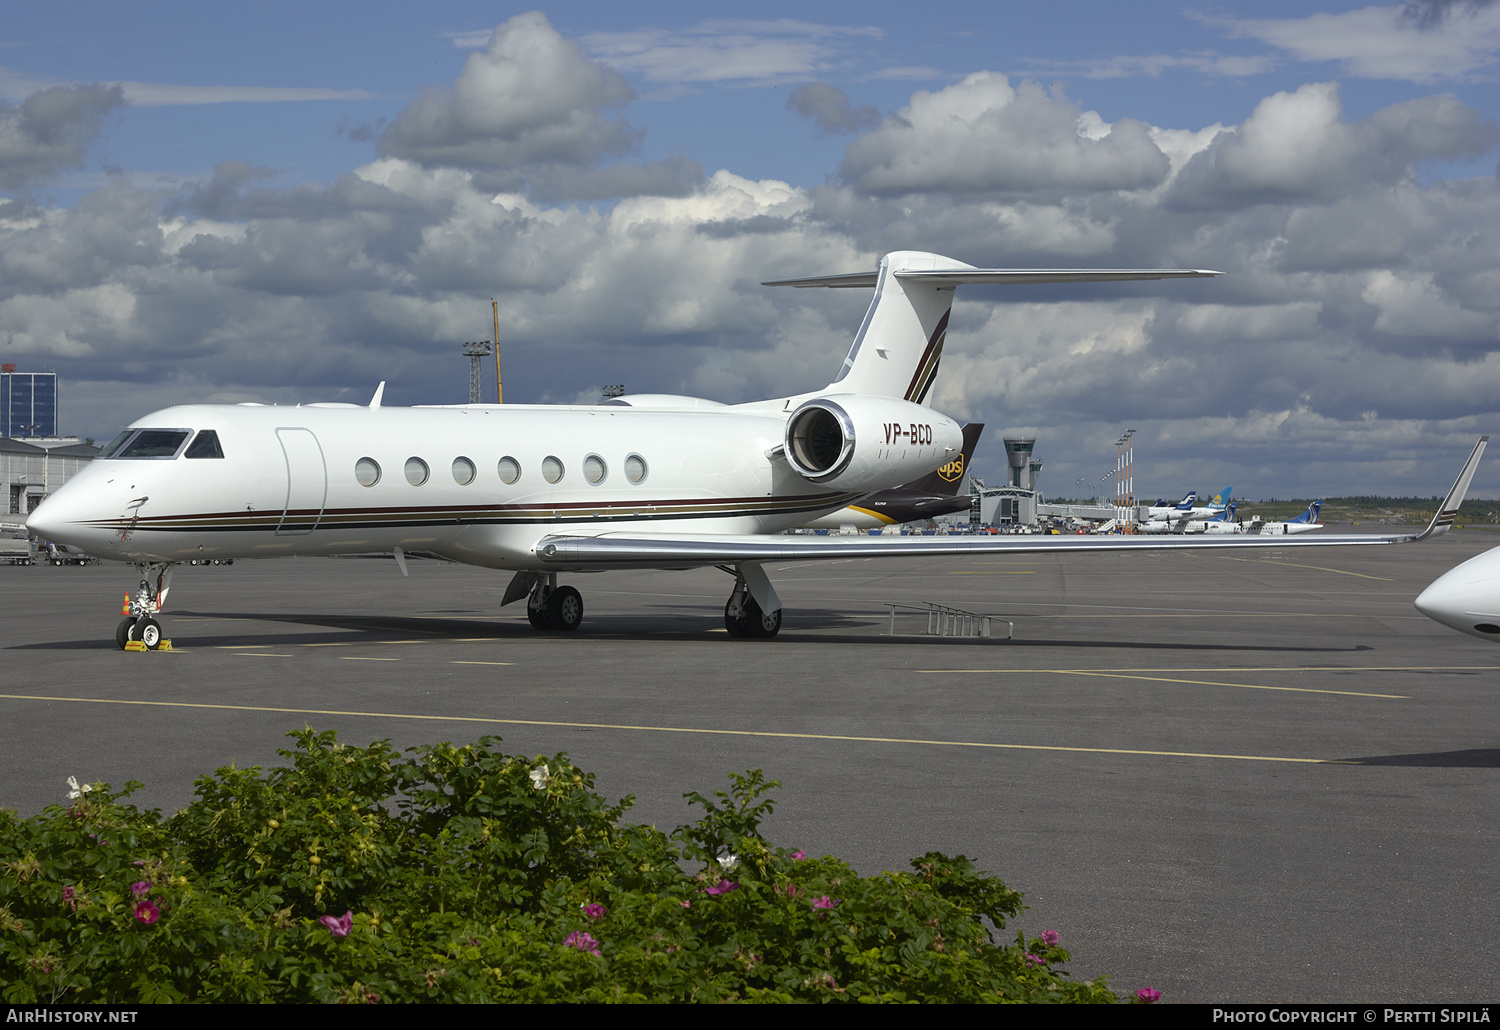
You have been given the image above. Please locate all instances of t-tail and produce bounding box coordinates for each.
[764,252,1221,401]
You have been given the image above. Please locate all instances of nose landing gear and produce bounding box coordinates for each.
[116,562,177,650]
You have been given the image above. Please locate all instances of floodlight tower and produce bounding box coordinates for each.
[463,340,492,403]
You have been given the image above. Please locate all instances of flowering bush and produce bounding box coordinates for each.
[0,730,1129,1003]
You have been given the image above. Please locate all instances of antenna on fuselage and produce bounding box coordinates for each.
[369,381,386,409]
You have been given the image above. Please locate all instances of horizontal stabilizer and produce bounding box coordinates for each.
[764,268,1222,289]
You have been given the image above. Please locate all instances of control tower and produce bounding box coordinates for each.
[1003,436,1036,491]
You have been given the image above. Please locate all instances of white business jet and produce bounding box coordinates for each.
[1415,541,1500,641]
[24,251,1488,649]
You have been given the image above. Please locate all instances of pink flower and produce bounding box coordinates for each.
[703,879,739,896]
[812,896,838,910]
[1136,987,1162,1004]
[1024,953,1045,967]
[319,911,353,938]
[680,900,691,908]
[61,886,74,902]
[583,903,606,922]
[133,900,159,925]
[130,881,151,898]
[564,931,601,957]
[1041,930,1060,946]
[786,884,799,898]
[791,850,806,860]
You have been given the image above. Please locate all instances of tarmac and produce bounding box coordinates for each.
[3,525,1498,1004]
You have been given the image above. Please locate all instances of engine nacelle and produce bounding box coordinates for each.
[783,395,963,492]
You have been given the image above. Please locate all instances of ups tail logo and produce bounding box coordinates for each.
[937,454,965,482]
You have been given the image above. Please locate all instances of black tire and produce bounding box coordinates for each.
[136,617,162,650]
[116,617,136,650]
[724,602,746,637]
[526,605,552,631]
[548,586,583,632]
[742,597,783,639]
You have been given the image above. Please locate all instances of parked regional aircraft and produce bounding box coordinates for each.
[1137,502,1237,534]
[1243,501,1323,536]
[801,423,984,530]
[22,250,1489,649]
[1145,493,1197,521]
[1415,542,1500,641]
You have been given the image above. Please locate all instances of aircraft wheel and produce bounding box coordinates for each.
[548,586,583,632]
[136,618,163,650]
[116,617,136,650]
[526,605,552,631]
[723,600,746,637]
[744,598,783,639]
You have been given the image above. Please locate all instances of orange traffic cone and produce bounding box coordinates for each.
[121,593,130,615]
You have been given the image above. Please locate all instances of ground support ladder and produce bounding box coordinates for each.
[882,602,1013,640]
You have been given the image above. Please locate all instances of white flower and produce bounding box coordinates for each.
[717,849,739,872]
[66,776,92,800]
[528,764,550,790]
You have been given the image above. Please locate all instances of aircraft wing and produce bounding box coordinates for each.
[535,436,1486,569]
[536,526,1422,568]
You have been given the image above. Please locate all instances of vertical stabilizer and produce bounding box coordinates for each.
[827,252,966,400]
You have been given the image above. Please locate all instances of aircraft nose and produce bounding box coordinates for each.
[1414,558,1500,641]
[25,495,63,541]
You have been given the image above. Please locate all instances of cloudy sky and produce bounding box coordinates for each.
[3,1,1499,500]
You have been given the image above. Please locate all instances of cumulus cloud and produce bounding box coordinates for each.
[1166,82,1497,210]
[380,12,638,170]
[786,83,880,135]
[5,15,1500,498]
[839,73,1170,197]
[0,84,124,192]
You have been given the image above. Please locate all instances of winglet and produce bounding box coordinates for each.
[369,381,386,410]
[1414,436,1488,541]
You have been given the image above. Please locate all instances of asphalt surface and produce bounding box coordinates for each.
[3,527,1498,1004]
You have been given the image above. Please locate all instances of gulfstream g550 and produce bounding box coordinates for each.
[25,251,1486,649]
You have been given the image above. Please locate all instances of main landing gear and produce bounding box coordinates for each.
[518,573,584,632]
[723,568,782,639]
[116,562,177,650]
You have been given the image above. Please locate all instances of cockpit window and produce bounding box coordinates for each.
[184,430,224,459]
[99,430,134,458]
[115,429,191,458]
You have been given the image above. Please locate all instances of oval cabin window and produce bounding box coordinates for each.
[583,454,607,484]
[498,456,521,484]
[624,454,648,484]
[355,458,381,487]
[542,456,564,484]
[452,456,476,485]
[405,457,429,486]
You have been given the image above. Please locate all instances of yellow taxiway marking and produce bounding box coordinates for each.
[913,664,1500,698]
[304,642,355,647]
[378,640,428,645]
[450,661,514,667]
[236,653,293,658]
[1211,555,1394,581]
[341,656,401,662]
[1053,670,1405,699]
[0,693,1339,765]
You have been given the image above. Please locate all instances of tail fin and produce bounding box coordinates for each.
[1175,491,1197,510]
[1207,502,1236,523]
[1414,436,1488,541]
[1207,487,1233,510]
[902,423,985,495]
[1290,500,1322,524]
[764,252,1221,401]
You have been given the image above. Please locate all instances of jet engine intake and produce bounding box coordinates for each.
[783,396,962,492]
